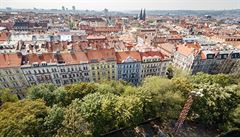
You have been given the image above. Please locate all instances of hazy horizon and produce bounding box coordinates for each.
[0,0,240,11]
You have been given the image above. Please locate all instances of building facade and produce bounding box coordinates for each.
[141,51,171,79]
[87,49,117,82]
[0,54,28,98]
[116,51,141,85]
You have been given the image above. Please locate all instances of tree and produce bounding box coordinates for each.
[114,95,144,127]
[191,84,240,131]
[44,105,65,136]
[80,92,117,135]
[64,83,97,98]
[230,105,240,130]
[0,88,18,105]
[28,84,57,106]
[56,100,91,137]
[191,73,234,87]
[0,99,49,136]
[133,76,185,120]
[96,80,127,95]
[166,65,174,79]
[53,87,69,107]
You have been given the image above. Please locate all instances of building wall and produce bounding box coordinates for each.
[89,61,117,82]
[141,60,170,79]
[0,67,29,98]
[58,64,90,85]
[173,52,194,71]
[21,65,59,86]
[117,62,141,85]
[192,52,240,74]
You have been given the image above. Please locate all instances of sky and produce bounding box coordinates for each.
[0,0,239,11]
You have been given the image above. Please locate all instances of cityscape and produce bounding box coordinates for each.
[0,0,240,137]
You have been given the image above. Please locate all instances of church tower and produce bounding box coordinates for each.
[139,9,143,20]
[143,9,146,21]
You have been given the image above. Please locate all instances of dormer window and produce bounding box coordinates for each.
[32,62,39,67]
[207,54,214,59]
[221,54,228,59]
[232,53,240,59]
[41,62,47,66]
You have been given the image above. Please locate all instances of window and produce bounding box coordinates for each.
[232,53,240,59]
[207,54,214,59]
[221,54,228,59]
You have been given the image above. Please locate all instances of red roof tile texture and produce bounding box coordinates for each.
[141,51,165,60]
[87,49,116,63]
[58,52,88,65]
[116,51,141,63]
[0,53,22,68]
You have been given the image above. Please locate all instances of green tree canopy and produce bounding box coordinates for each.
[0,99,49,137]
[56,99,91,137]
[80,92,117,135]
[27,84,57,106]
[0,88,18,105]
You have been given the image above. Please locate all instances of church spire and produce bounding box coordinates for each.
[139,9,143,20]
[143,9,146,21]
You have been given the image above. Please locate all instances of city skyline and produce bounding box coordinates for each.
[1,0,240,11]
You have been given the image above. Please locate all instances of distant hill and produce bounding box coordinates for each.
[126,9,240,17]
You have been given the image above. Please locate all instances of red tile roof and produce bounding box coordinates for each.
[26,53,56,64]
[116,51,141,63]
[158,43,175,57]
[141,51,165,60]
[0,32,9,43]
[58,52,88,65]
[0,53,22,68]
[176,44,198,57]
[87,35,106,40]
[87,49,116,63]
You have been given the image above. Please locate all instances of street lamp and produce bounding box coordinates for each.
[174,89,204,135]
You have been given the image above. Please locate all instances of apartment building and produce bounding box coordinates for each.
[116,51,141,85]
[87,49,117,82]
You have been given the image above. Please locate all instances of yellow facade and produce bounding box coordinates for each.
[89,61,117,82]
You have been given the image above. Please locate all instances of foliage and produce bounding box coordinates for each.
[230,105,240,130]
[191,72,234,87]
[0,88,18,105]
[57,83,97,106]
[1,73,239,136]
[191,84,240,131]
[56,99,91,137]
[80,92,117,135]
[114,95,144,127]
[0,99,49,136]
[134,76,185,120]
[44,105,65,136]
[28,83,57,106]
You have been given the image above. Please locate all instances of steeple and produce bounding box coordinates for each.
[143,9,146,21]
[139,9,143,20]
